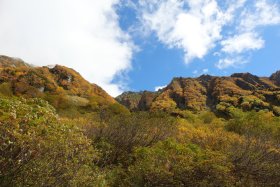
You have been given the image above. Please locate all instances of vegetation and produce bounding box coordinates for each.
[1,95,280,186]
[1,57,280,186]
[0,97,100,186]
[0,58,126,118]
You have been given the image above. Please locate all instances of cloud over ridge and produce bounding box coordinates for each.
[0,0,134,96]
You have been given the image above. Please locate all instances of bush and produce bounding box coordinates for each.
[92,112,178,167]
[0,97,100,186]
[0,83,13,97]
[125,139,234,187]
[226,111,280,140]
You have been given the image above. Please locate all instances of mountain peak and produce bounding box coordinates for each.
[0,55,31,68]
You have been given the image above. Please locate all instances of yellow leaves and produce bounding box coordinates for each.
[150,99,177,112]
[240,95,270,110]
[273,106,280,116]
[218,95,239,105]
[0,64,116,118]
[65,95,89,107]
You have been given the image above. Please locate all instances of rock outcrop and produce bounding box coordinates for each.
[117,72,280,116]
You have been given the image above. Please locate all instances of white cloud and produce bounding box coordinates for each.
[216,59,236,69]
[240,0,280,32]
[193,70,198,74]
[137,0,280,68]
[202,69,209,74]
[216,57,247,69]
[222,0,280,55]
[138,0,245,63]
[155,85,167,91]
[192,68,209,76]
[217,0,280,69]
[221,32,264,54]
[140,0,183,42]
[0,0,135,96]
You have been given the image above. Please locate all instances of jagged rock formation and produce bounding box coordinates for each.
[116,73,280,116]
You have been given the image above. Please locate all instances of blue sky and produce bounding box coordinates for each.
[0,0,280,96]
[116,0,280,92]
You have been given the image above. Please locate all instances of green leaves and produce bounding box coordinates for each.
[126,139,233,187]
[1,96,280,186]
[0,97,99,186]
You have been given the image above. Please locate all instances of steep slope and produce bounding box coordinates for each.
[0,55,31,68]
[116,91,159,111]
[117,72,280,116]
[0,55,127,116]
[270,70,280,86]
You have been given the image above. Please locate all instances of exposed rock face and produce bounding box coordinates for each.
[116,91,158,111]
[117,73,280,116]
[164,77,207,110]
[231,73,271,90]
[115,91,143,111]
[138,91,158,110]
[270,71,280,86]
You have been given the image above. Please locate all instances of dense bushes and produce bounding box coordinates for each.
[0,83,13,97]
[1,96,280,186]
[0,97,101,186]
[91,112,177,167]
[125,140,234,187]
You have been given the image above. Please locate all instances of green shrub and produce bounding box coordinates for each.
[125,139,234,187]
[0,97,100,186]
[0,83,13,97]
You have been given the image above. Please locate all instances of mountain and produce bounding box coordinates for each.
[116,72,280,116]
[1,55,280,186]
[270,70,280,86]
[2,54,280,117]
[116,91,159,111]
[0,55,32,68]
[0,55,127,116]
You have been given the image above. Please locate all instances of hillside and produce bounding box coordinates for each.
[0,55,127,117]
[117,72,280,116]
[1,55,280,186]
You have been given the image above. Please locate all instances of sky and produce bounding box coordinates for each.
[0,0,280,96]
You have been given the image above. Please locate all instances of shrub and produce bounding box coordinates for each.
[0,97,99,186]
[0,83,13,97]
[125,139,234,187]
[93,112,178,167]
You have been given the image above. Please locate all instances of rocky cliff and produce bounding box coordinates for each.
[116,72,280,116]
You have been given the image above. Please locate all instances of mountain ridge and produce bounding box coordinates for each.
[0,55,129,117]
[116,72,280,116]
[2,54,280,117]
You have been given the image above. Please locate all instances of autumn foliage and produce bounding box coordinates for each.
[1,56,280,186]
